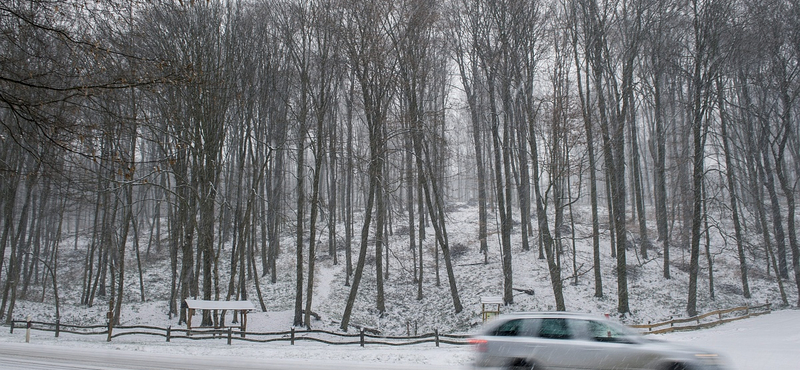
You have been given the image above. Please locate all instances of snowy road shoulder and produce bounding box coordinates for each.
[0,341,470,370]
[658,309,800,370]
[0,327,473,369]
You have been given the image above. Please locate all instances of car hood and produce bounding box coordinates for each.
[641,337,729,368]
[643,337,714,353]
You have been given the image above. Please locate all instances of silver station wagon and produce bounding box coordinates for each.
[470,312,729,370]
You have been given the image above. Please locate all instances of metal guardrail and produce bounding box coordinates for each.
[629,302,772,335]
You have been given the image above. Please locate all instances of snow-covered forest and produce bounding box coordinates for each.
[1,0,799,334]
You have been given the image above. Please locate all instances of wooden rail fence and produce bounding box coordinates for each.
[9,303,771,345]
[8,320,470,346]
[629,302,772,335]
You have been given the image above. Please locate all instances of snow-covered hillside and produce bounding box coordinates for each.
[8,205,794,337]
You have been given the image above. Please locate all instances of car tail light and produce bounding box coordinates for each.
[469,338,488,352]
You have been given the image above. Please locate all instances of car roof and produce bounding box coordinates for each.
[493,312,607,321]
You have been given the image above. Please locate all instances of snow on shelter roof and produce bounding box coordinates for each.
[481,296,504,304]
[183,299,255,311]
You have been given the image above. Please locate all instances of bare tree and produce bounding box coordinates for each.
[686,0,732,317]
[568,0,602,297]
[338,0,397,330]
[717,77,750,298]
[448,0,490,262]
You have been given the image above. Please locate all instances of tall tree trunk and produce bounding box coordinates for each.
[530,126,566,311]
[774,103,800,307]
[344,78,355,286]
[455,45,489,261]
[653,71,670,279]
[1,159,39,322]
[340,128,379,331]
[113,177,134,325]
[328,112,339,266]
[412,110,463,314]
[718,78,750,298]
[761,141,787,279]
[375,143,386,314]
[687,36,708,318]
[293,128,305,328]
[0,149,22,286]
[198,174,218,327]
[268,144,284,285]
[515,107,533,253]
[406,121,417,283]
[306,89,329,326]
[525,82,565,310]
[486,75,513,306]
[417,171,425,300]
[702,182,714,300]
[571,20,602,297]
[630,108,649,260]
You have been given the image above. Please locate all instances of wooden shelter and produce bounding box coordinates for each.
[183,299,256,335]
[480,296,503,323]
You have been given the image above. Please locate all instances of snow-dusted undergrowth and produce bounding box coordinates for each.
[9,204,793,337]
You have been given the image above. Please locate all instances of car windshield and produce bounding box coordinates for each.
[584,320,643,343]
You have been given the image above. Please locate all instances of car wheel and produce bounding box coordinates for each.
[661,363,687,370]
[508,359,538,370]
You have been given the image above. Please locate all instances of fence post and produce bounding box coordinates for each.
[360,328,364,347]
[106,299,114,342]
[291,327,295,345]
[227,327,232,345]
[25,316,31,343]
[10,320,13,334]
[55,318,60,338]
[435,329,440,347]
[166,326,171,342]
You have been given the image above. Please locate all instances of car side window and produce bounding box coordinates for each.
[492,319,523,336]
[587,320,629,343]
[538,318,572,340]
[519,318,541,337]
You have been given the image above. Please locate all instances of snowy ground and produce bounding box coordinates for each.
[1,204,797,368]
[658,309,800,370]
[12,205,792,337]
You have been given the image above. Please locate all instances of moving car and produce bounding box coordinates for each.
[470,312,729,370]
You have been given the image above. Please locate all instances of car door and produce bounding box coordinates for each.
[526,318,589,370]
[572,319,658,370]
[478,318,546,368]
[483,319,531,363]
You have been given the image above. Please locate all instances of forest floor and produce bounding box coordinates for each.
[8,203,794,336]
